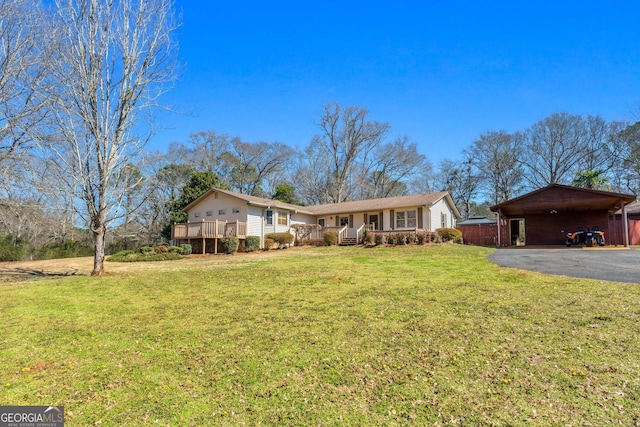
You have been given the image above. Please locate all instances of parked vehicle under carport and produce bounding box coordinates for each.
[565,227,605,247]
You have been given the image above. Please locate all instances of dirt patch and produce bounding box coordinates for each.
[0,246,320,282]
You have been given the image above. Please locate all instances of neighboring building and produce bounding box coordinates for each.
[456,216,498,246]
[614,201,640,246]
[490,184,636,247]
[172,188,461,253]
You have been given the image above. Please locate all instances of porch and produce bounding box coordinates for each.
[172,220,247,254]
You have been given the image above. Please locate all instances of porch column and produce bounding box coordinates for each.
[496,209,502,247]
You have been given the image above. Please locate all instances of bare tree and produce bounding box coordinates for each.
[360,136,427,199]
[519,112,587,188]
[41,0,179,275]
[468,130,524,205]
[222,139,294,196]
[436,156,481,220]
[0,0,49,169]
[310,102,390,203]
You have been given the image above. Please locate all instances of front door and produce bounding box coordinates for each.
[368,214,379,230]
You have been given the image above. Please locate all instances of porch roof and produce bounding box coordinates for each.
[305,192,460,217]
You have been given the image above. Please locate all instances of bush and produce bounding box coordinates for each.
[265,232,294,249]
[180,244,192,255]
[302,238,326,246]
[245,236,261,252]
[374,234,384,246]
[219,236,239,254]
[36,240,93,260]
[167,246,183,254]
[436,227,463,243]
[386,234,397,245]
[364,232,376,246]
[140,246,154,255]
[263,238,276,250]
[107,250,183,262]
[416,230,433,245]
[155,245,169,254]
[323,231,338,246]
[0,233,30,261]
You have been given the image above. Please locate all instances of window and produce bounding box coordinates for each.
[278,210,288,226]
[218,209,226,215]
[318,219,326,227]
[396,210,417,228]
[232,207,240,214]
[194,212,200,218]
[266,210,273,225]
[407,210,417,228]
[206,211,212,217]
[441,212,447,228]
[396,211,405,228]
[340,216,349,226]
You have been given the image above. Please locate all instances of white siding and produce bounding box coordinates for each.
[187,192,248,223]
[428,199,455,230]
[247,206,263,238]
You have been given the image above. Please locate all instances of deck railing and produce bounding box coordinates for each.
[173,220,247,240]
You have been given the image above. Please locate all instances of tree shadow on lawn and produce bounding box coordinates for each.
[0,267,79,282]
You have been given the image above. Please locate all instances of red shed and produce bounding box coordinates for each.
[490,184,636,247]
[456,216,498,245]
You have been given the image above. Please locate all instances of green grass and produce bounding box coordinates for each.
[1,245,639,425]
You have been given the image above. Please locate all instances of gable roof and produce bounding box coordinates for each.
[183,188,462,218]
[490,184,636,216]
[183,188,315,215]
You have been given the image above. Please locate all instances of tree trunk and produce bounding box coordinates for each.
[91,224,106,276]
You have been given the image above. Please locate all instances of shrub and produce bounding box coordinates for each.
[303,238,326,246]
[107,250,183,262]
[0,233,30,261]
[167,246,183,254]
[364,232,376,246]
[140,246,154,255]
[155,245,169,254]
[386,234,397,245]
[265,232,294,248]
[323,231,338,246]
[219,236,239,254]
[416,230,433,245]
[263,238,276,250]
[245,236,261,252]
[436,227,463,243]
[374,234,384,246]
[180,244,192,255]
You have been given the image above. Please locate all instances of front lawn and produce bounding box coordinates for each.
[1,245,638,425]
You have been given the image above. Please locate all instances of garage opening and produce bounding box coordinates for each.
[510,219,525,246]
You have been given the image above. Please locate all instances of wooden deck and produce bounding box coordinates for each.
[172,221,247,254]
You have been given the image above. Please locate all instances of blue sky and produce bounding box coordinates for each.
[151,1,640,164]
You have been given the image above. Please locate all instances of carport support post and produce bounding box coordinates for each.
[622,202,630,248]
[496,209,502,246]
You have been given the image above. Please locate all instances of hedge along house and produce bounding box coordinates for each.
[172,188,461,252]
[490,184,637,247]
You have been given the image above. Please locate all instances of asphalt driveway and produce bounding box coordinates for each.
[487,248,640,284]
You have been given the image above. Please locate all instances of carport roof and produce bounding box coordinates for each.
[490,184,636,216]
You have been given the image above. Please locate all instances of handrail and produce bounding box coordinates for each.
[173,220,248,240]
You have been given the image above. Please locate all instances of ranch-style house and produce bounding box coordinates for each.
[172,188,461,254]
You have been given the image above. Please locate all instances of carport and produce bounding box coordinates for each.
[490,184,636,247]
